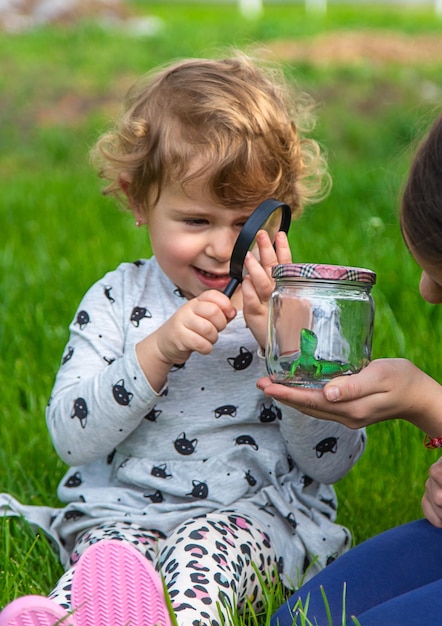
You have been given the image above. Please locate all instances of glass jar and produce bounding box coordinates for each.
[266,263,376,388]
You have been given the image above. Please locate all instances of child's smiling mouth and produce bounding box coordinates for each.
[194,267,230,289]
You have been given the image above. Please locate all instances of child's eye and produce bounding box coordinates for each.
[233,221,247,231]
[184,218,208,226]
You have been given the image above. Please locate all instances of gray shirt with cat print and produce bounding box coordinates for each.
[2,258,366,585]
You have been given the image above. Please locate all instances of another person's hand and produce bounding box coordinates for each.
[257,358,442,434]
[242,230,292,348]
[422,458,442,528]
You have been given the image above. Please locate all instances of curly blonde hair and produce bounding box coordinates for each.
[91,51,330,218]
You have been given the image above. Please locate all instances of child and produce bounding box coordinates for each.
[0,52,366,626]
[263,112,442,625]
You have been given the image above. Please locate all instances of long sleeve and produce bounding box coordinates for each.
[279,404,366,484]
[46,263,163,466]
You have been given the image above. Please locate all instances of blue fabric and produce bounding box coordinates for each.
[271,519,442,625]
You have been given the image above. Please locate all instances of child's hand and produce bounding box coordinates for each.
[155,290,236,363]
[136,290,236,391]
[241,230,292,348]
[422,458,442,528]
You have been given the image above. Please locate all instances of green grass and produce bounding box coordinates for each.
[1,2,442,622]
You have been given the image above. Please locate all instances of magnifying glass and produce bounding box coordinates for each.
[223,198,291,298]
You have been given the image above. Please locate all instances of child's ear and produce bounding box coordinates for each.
[119,174,145,225]
[119,173,132,199]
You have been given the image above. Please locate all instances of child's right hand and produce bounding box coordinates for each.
[136,290,236,391]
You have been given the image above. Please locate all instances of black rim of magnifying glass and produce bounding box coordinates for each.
[223,198,291,298]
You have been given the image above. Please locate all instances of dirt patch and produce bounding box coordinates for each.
[268,30,442,66]
[2,3,442,67]
[5,7,442,129]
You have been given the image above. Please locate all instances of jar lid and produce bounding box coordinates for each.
[272,263,376,285]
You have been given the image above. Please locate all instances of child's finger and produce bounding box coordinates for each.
[244,251,274,295]
[196,289,237,322]
[254,230,279,275]
[274,231,292,264]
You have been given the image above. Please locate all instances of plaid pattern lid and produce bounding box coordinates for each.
[272,263,376,285]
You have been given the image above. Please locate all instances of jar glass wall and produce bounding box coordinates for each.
[266,264,376,388]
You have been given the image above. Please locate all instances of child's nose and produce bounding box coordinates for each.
[207,229,237,263]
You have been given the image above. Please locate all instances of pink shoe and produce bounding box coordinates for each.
[0,595,76,626]
[71,540,172,626]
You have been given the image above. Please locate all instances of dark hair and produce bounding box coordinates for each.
[401,112,442,263]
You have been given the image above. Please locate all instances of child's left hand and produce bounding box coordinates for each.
[242,229,292,348]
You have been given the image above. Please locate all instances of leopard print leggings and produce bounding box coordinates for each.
[48,511,277,625]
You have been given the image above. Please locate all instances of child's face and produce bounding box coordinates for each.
[146,181,255,301]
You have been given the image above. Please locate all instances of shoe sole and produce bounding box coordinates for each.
[0,595,75,626]
[71,539,172,626]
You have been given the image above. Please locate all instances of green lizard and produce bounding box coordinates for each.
[289,328,354,379]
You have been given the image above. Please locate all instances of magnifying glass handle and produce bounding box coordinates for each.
[223,277,239,298]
